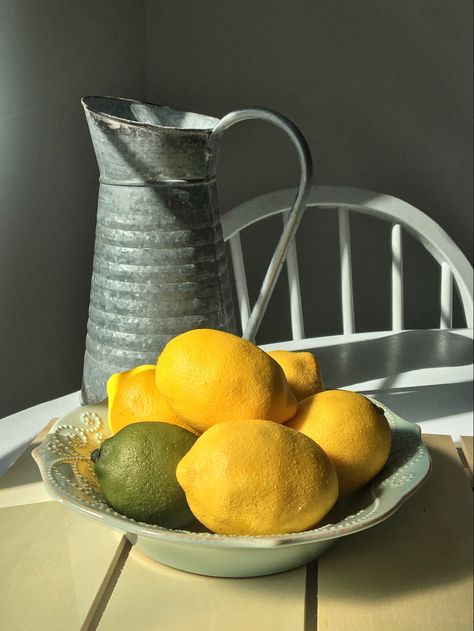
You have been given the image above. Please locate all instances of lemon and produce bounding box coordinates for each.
[93,422,197,527]
[176,419,338,535]
[267,349,324,400]
[155,329,297,433]
[286,390,391,496]
[107,365,197,435]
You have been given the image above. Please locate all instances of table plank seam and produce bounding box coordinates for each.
[459,436,473,476]
[455,447,474,486]
[82,537,132,631]
[304,561,318,631]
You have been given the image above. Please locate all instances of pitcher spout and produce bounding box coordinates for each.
[81,96,220,183]
[82,96,219,131]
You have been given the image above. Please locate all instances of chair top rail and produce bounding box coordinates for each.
[221,186,473,328]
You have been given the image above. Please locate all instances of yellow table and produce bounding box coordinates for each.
[0,427,472,631]
[1,329,472,630]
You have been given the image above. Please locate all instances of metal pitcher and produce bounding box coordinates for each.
[81,96,312,404]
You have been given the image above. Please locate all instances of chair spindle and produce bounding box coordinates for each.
[391,223,404,331]
[338,207,355,334]
[440,261,453,329]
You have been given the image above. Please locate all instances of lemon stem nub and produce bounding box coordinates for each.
[91,448,101,463]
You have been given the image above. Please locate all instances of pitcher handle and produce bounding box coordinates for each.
[211,108,313,342]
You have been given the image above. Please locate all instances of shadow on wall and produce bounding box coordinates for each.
[0,1,147,418]
[145,0,473,344]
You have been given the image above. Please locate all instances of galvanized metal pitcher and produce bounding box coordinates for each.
[81,96,312,404]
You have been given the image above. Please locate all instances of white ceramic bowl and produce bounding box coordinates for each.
[32,400,431,577]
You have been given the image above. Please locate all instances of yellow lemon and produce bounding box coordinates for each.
[155,329,297,433]
[267,349,324,400]
[286,390,391,497]
[176,419,338,536]
[107,365,197,435]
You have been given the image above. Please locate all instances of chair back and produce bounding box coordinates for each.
[222,186,473,339]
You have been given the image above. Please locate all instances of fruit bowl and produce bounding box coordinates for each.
[32,400,431,578]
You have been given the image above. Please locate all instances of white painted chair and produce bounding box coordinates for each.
[221,186,473,340]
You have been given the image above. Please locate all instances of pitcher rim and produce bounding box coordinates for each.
[81,95,220,132]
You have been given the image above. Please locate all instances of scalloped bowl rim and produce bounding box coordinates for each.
[32,399,431,549]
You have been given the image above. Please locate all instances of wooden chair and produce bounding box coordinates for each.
[221,186,473,340]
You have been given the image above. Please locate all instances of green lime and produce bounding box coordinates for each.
[92,421,197,528]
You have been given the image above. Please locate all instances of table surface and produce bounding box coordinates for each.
[0,328,473,630]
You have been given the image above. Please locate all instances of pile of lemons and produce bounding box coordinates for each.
[92,328,391,536]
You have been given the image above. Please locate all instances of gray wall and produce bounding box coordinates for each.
[0,1,146,417]
[146,0,473,342]
[1,1,472,417]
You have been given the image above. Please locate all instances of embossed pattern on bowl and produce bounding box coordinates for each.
[32,400,431,576]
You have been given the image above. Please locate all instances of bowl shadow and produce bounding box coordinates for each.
[317,441,473,601]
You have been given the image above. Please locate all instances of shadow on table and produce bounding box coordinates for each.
[0,440,44,488]
[318,441,473,602]
[366,381,473,423]
[0,418,59,485]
